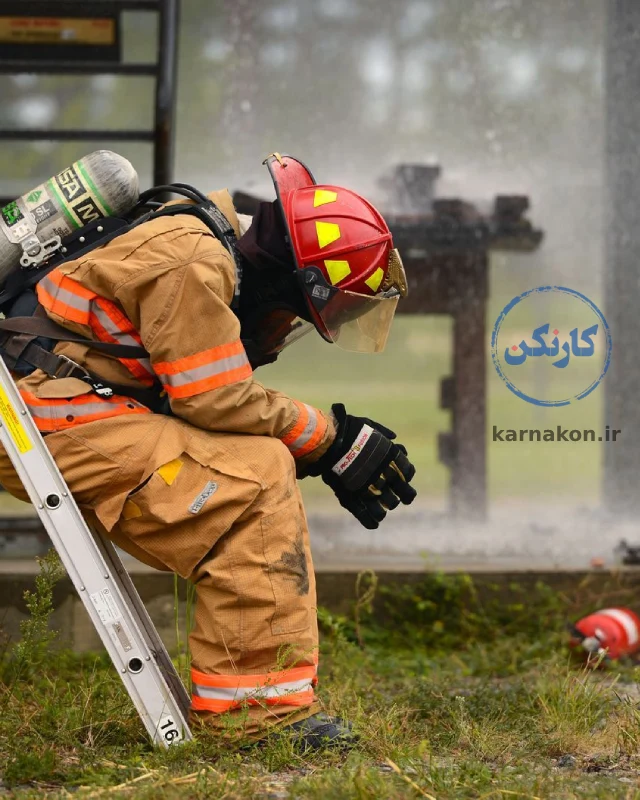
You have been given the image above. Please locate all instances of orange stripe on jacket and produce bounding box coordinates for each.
[281,402,310,448]
[153,340,247,376]
[153,340,252,399]
[38,271,156,387]
[89,299,155,386]
[280,401,328,459]
[36,281,90,326]
[163,364,253,399]
[293,415,328,458]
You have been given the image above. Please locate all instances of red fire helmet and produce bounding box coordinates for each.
[264,153,408,353]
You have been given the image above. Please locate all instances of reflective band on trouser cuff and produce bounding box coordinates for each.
[153,340,252,399]
[190,665,317,713]
[20,390,151,433]
[281,401,328,459]
[599,608,640,645]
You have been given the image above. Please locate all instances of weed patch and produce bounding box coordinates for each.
[2,560,640,798]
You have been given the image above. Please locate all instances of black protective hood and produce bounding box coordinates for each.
[236,200,295,272]
[235,201,312,365]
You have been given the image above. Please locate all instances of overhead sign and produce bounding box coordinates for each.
[0,17,116,46]
[0,4,120,61]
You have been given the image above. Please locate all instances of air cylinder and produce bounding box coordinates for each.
[0,150,139,281]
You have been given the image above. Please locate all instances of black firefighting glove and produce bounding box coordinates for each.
[307,403,417,529]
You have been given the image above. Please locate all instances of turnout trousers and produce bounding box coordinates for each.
[0,413,320,735]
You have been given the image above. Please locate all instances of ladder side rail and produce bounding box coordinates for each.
[0,358,191,745]
[91,529,191,715]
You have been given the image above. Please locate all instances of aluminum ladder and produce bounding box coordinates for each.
[0,355,191,747]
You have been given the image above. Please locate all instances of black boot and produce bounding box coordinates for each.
[289,712,356,751]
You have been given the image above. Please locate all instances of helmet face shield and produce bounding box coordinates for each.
[321,290,399,353]
[300,266,399,353]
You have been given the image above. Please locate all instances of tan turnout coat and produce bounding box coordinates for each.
[0,190,334,733]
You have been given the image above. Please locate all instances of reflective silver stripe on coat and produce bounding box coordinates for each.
[191,677,313,702]
[39,275,91,314]
[25,400,143,420]
[40,277,154,375]
[289,404,318,453]
[91,304,153,373]
[157,353,250,388]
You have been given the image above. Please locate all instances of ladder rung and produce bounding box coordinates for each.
[0,61,157,76]
[0,129,155,142]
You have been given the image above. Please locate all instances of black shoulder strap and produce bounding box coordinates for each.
[0,315,147,358]
[0,331,168,413]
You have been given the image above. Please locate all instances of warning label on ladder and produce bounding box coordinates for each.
[0,386,32,453]
[90,587,121,624]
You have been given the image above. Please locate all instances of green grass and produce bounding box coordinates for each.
[3,555,640,797]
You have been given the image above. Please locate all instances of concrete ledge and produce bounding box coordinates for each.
[1,558,640,652]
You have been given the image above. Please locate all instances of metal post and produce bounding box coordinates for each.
[153,0,179,186]
[604,1,640,515]
[450,251,487,519]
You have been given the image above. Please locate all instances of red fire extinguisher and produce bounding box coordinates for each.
[569,607,640,661]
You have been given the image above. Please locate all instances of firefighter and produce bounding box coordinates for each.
[0,154,416,749]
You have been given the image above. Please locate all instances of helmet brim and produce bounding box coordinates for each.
[264,153,317,207]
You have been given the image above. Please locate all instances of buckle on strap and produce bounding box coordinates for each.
[51,356,115,398]
[51,353,88,380]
